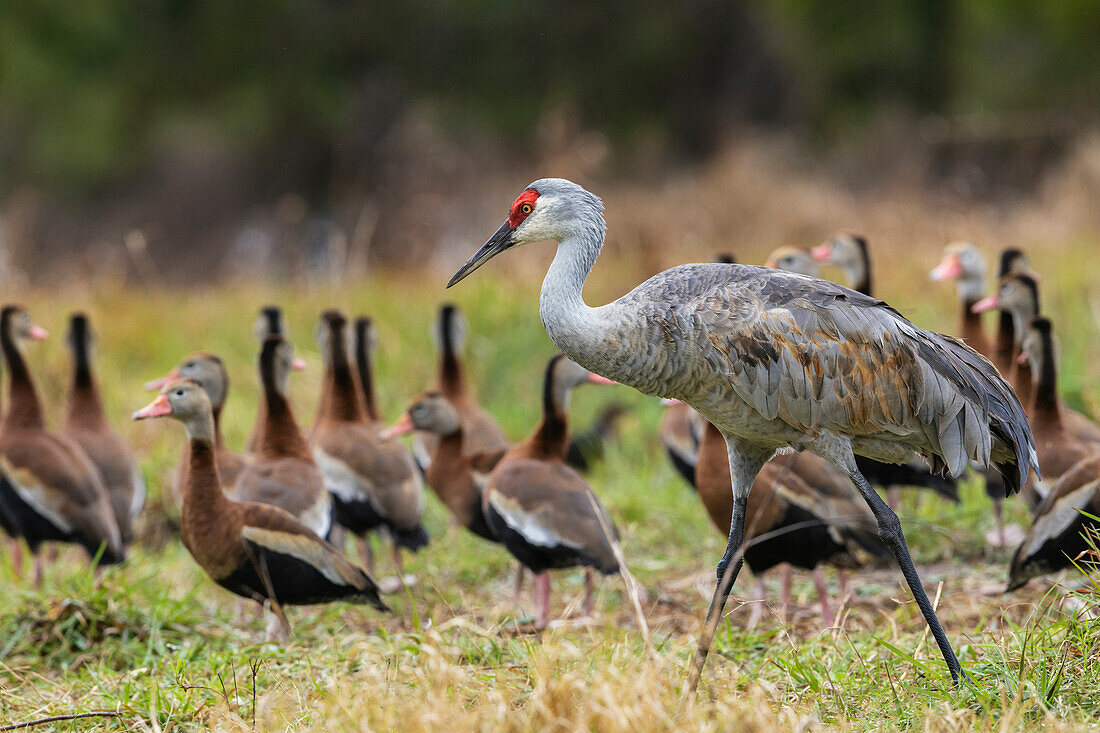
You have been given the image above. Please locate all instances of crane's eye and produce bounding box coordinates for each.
[520,203,533,215]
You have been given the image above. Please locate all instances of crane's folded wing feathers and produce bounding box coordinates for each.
[665,265,1036,492]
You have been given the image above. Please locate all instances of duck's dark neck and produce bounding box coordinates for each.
[527,368,571,459]
[994,311,1016,372]
[960,298,989,357]
[1032,334,1060,425]
[355,324,380,421]
[67,340,107,428]
[0,326,44,431]
[318,331,364,425]
[257,364,310,457]
[181,437,229,520]
[850,243,872,296]
[439,314,466,400]
[212,404,228,450]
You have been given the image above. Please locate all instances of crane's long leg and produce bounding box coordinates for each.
[847,467,964,685]
[685,440,772,696]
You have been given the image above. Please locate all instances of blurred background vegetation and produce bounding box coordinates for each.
[0,0,1098,283]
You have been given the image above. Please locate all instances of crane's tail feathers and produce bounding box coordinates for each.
[912,329,1039,495]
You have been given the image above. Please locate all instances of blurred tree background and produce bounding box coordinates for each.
[0,0,1097,280]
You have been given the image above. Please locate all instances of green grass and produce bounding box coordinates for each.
[1,238,1099,730]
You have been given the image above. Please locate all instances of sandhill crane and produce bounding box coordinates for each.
[447,178,1038,691]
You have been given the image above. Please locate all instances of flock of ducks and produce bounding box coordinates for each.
[0,234,1095,641]
[0,301,627,637]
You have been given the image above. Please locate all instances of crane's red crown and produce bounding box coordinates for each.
[508,189,539,228]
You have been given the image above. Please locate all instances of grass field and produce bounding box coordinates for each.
[1,237,1099,731]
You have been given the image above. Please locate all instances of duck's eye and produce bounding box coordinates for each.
[175,389,185,397]
[520,203,533,215]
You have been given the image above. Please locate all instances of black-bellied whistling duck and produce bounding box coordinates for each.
[132,379,385,639]
[1007,453,1100,590]
[694,414,887,627]
[973,273,1100,445]
[312,310,427,578]
[482,355,621,629]
[145,353,252,511]
[0,306,124,580]
[414,304,509,470]
[930,242,994,359]
[62,313,143,544]
[231,336,332,538]
[382,393,504,542]
[764,246,819,277]
[1012,318,1100,508]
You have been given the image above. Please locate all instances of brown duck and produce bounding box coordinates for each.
[482,355,620,628]
[383,392,504,542]
[62,313,144,544]
[231,336,332,538]
[133,379,385,637]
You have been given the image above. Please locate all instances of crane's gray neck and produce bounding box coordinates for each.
[539,225,605,363]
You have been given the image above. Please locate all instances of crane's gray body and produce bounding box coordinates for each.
[542,246,1035,495]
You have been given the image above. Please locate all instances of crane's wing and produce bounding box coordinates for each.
[667,264,1035,491]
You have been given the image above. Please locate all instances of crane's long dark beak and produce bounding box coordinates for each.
[447,220,515,288]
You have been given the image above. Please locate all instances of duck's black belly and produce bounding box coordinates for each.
[216,542,378,606]
[744,503,851,575]
[485,503,617,575]
[0,475,123,564]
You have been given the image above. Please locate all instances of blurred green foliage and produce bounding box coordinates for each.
[0,0,1098,191]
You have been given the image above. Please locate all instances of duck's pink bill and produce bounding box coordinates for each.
[379,413,413,441]
[28,325,48,341]
[143,368,180,391]
[292,357,308,371]
[132,394,172,420]
[929,256,962,281]
[810,243,832,262]
[587,373,617,385]
[971,293,999,313]
[660,398,684,407]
